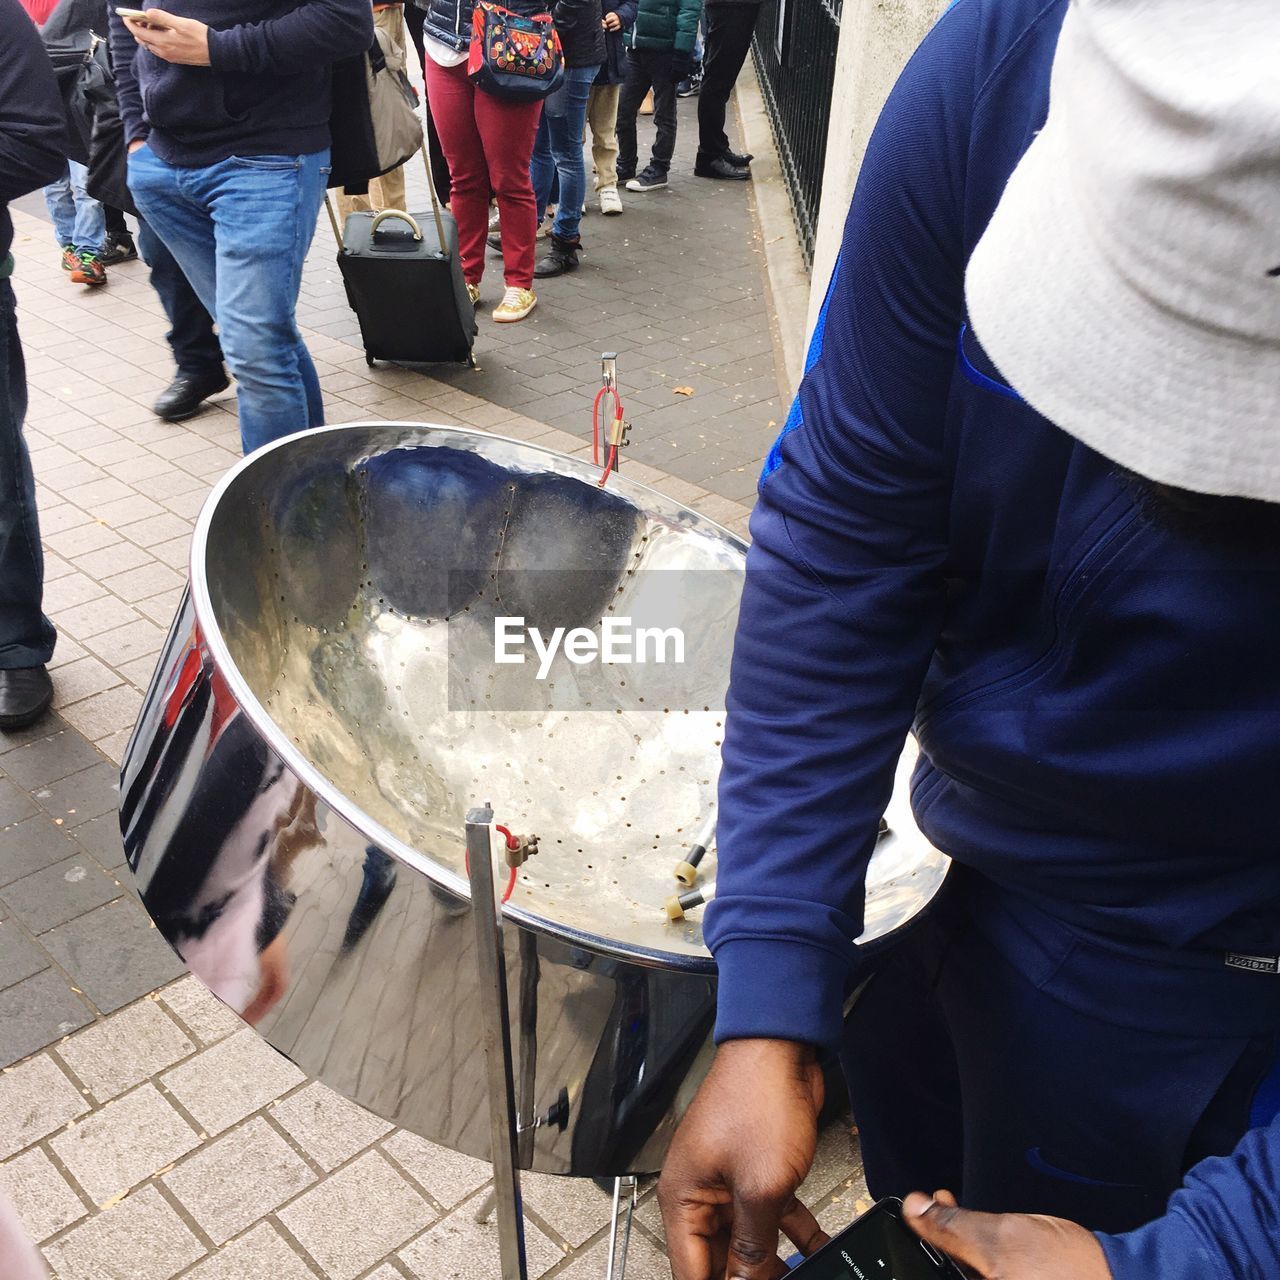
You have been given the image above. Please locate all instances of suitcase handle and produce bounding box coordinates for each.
[370,209,424,240]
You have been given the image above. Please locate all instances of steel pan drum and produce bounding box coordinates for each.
[121,424,949,1176]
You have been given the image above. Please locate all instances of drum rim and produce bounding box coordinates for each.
[188,421,745,974]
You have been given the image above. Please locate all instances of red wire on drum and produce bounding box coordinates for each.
[463,824,520,903]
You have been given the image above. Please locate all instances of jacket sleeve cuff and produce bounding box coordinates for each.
[206,28,246,74]
[1096,1213,1224,1280]
[713,937,848,1049]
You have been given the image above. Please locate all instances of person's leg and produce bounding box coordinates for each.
[548,65,598,242]
[198,150,329,453]
[615,53,651,179]
[43,165,76,252]
[424,57,491,285]
[67,160,106,256]
[473,91,543,289]
[136,218,225,381]
[648,54,679,172]
[0,281,56,711]
[697,4,758,160]
[530,110,556,224]
[103,204,128,237]
[588,84,621,191]
[336,189,373,221]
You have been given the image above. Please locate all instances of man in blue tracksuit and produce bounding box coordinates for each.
[657,1,1280,1277]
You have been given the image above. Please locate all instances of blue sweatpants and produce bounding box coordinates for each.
[840,870,1280,1235]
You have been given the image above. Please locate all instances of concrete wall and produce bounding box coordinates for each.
[806,0,951,335]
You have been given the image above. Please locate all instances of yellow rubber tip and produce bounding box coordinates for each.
[673,860,699,888]
[664,895,685,922]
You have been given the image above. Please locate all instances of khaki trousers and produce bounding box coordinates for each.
[586,83,621,191]
[336,4,409,219]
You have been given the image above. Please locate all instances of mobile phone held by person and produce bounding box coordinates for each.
[788,1198,965,1280]
[115,7,162,25]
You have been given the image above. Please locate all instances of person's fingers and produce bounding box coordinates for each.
[932,1190,958,1209]
[726,1191,788,1280]
[778,1197,828,1258]
[658,1177,728,1280]
[902,1193,1000,1276]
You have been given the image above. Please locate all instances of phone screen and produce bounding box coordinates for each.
[791,1199,958,1280]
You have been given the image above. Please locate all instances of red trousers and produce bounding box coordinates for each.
[423,58,542,290]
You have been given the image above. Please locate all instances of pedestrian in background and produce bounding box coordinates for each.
[0,0,69,729]
[694,0,757,180]
[419,0,544,321]
[336,0,412,220]
[530,0,605,277]
[110,0,373,455]
[614,0,699,193]
[586,0,637,216]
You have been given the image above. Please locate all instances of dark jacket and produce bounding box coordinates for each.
[624,0,697,54]
[417,0,542,55]
[554,0,604,67]
[107,0,372,167]
[595,0,636,84]
[0,0,67,263]
[707,0,1280,1272]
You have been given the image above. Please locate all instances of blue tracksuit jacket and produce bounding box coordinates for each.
[702,0,1280,1274]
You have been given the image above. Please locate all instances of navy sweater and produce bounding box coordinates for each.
[108,0,372,167]
[704,0,1280,1273]
[0,0,67,263]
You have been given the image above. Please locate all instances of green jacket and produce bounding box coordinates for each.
[625,0,700,54]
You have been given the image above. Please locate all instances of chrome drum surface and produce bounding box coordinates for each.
[120,424,949,1175]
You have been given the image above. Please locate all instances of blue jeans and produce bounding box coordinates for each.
[530,64,601,242]
[0,281,55,669]
[43,161,105,255]
[126,147,329,455]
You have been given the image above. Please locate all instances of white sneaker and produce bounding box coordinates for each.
[488,207,501,233]
[599,186,623,216]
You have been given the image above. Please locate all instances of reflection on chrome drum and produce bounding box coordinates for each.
[119,424,950,1177]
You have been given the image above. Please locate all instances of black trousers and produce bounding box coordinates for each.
[697,2,759,159]
[136,218,224,381]
[403,2,454,207]
[617,48,679,175]
[840,873,1280,1235]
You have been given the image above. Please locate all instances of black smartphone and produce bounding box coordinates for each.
[788,1198,964,1280]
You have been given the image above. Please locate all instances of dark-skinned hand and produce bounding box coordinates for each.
[659,1039,829,1280]
[903,1190,1112,1279]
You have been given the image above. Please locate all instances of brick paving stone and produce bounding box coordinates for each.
[35,761,121,826]
[70,814,127,871]
[268,1082,393,1173]
[42,1184,207,1280]
[181,1222,317,1280]
[51,1082,202,1206]
[58,683,145,742]
[0,775,39,826]
[75,541,156,580]
[380,1130,491,1210]
[163,1116,316,1244]
[57,1000,196,1103]
[84,617,166,669]
[0,1147,88,1243]
[396,1193,564,1280]
[50,656,125,709]
[54,595,140,641]
[0,917,49,988]
[0,815,81,886]
[519,1172,616,1248]
[278,1151,434,1280]
[555,1227,671,1280]
[0,968,93,1066]
[158,976,243,1047]
[162,1029,307,1136]
[0,854,123,935]
[0,1053,89,1159]
[40,897,185,1014]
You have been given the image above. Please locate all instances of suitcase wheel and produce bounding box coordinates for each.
[365,353,375,367]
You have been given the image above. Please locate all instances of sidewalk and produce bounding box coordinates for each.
[0,100,865,1280]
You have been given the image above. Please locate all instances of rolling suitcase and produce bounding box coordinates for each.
[328,174,477,368]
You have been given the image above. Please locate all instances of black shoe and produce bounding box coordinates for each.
[534,233,581,278]
[487,232,503,253]
[676,71,702,97]
[616,163,636,184]
[724,148,753,167]
[153,370,230,423]
[99,231,138,265]
[0,666,53,731]
[694,155,750,181]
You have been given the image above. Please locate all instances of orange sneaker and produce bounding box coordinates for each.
[60,244,78,272]
[69,251,107,287]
